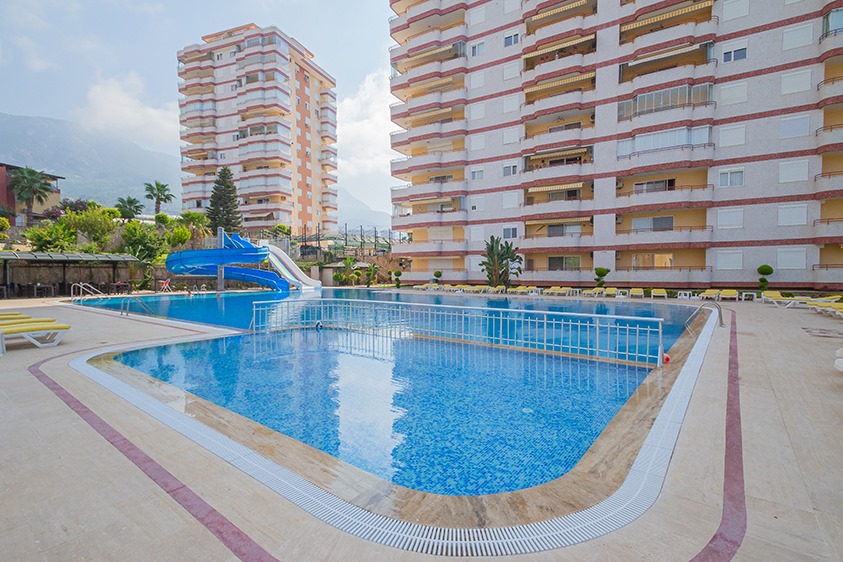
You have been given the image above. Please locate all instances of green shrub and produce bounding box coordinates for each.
[594,267,611,288]
[393,270,402,288]
[757,264,774,289]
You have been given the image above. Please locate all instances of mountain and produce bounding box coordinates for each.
[337,187,392,230]
[0,113,392,227]
[0,112,182,213]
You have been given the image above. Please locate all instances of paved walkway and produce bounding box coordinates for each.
[0,299,841,561]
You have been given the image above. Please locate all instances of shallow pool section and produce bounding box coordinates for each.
[116,329,649,496]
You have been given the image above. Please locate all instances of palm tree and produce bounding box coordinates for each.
[340,256,358,286]
[479,236,523,288]
[115,197,144,219]
[144,180,175,215]
[177,211,211,249]
[8,167,54,226]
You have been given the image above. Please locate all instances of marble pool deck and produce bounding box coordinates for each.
[1,296,842,561]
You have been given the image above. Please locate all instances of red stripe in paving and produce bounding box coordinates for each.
[28,358,281,562]
[690,312,747,561]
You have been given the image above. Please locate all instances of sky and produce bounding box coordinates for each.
[0,0,400,212]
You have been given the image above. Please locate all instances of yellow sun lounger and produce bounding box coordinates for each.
[718,289,738,301]
[699,289,720,300]
[463,285,487,293]
[651,289,668,299]
[0,317,56,327]
[629,288,645,298]
[603,287,619,297]
[0,323,71,355]
[582,287,604,297]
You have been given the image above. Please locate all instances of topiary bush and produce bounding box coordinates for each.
[393,270,402,288]
[433,270,442,284]
[757,264,774,290]
[594,267,611,288]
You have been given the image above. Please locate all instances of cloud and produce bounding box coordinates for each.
[75,72,180,154]
[10,36,52,71]
[337,69,400,178]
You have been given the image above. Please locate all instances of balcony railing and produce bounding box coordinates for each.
[617,143,714,160]
[614,265,712,272]
[819,28,843,43]
[616,225,712,235]
[618,101,715,122]
[813,217,843,225]
[816,124,843,135]
[814,171,843,181]
[617,184,713,197]
[813,263,843,269]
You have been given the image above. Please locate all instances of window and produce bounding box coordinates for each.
[716,250,743,270]
[503,164,518,176]
[469,72,485,89]
[502,95,519,113]
[470,168,484,181]
[717,208,744,229]
[722,40,748,62]
[777,247,807,269]
[722,0,749,20]
[720,82,748,105]
[468,6,486,25]
[216,53,223,60]
[548,256,581,271]
[547,224,581,237]
[504,33,519,47]
[503,227,518,239]
[719,169,744,188]
[633,179,675,193]
[468,134,485,151]
[502,127,519,144]
[502,193,519,208]
[781,69,812,94]
[719,124,746,147]
[778,159,809,182]
[777,203,808,225]
[230,50,236,58]
[469,102,485,120]
[631,216,674,231]
[617,126,711,156]
[503,62,519,80]
[780,114,810,138]
[632,253,674,269]
[617,84,712,120]
[824,9,843,36]
[471,42,485,57]
[782,23,813,50]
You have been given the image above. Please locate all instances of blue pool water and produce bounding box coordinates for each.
[81,288,692,352]
[116,330,649,496]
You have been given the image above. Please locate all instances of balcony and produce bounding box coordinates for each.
[392,208,467,229]
[390,57,468,93]
[178,50,213,66]
[614,224,713,244]
[619,1,714,44]
[391,179,467,202]
[180,143,217,159]
[616,183,714,204]
[522,125,593,154]
[523,88,597,120]
[818,76,843,106]
[390,24,468,63]
[393,40,466,75]
[813,263,843,286]
[519,232,594,251]
[402,239,468,254]
[524,0,597,38]
[391,87,467,123]
[391,150,467,177]
[523,34,597,77]
[618,99,715,130]
[620,54,716,92]
[816,125,843,152]
[389,1,467,44]
[813,217,843,237]
[623,20,717,60]
[820,26,843,55]
[391,119,467,148]
[617,143,715,168]
[611,266,713,286]
[518,268,592,285]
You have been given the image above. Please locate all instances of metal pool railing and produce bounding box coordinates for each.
[251,299,665,366]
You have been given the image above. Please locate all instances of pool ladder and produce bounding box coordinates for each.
[119,296,156,317]
[684,301,724,332]
[70,282,105,302]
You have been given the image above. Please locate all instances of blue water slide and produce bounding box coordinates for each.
[165,236,290,292]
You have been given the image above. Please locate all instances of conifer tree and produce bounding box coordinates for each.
[206,166,242,234]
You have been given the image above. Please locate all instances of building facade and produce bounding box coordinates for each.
[0,163,62,226]
[388,0,843,289]
[178,24,338,237]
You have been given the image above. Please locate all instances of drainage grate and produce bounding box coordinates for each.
[69,313,717,556]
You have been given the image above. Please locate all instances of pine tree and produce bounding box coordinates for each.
[206,167,242,234]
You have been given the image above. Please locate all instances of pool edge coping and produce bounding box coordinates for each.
[64,307,718,556]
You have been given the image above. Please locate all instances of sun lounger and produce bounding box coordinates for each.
[543,286,566,296]
[651,289,668,299]
[761,291,784,303]
[0,317,56,327]
[0,323,71,355]
[699,289,720,300]
[603,287,618,298]
[582,287,604,297]
[0,311,24,317]
[629,288,645,298]
[509,286,531,294]
[718,289,738,301]
[463,285,487,293]
[488,285,506,294]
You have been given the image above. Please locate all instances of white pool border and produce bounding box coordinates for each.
[68,310,718,557]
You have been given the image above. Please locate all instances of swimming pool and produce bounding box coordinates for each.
[115,329,650,496]
[80,288,692,352]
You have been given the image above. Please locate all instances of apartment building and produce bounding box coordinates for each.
[0,162,62,226]
[178,24,338,237]
[388,0,843,289]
